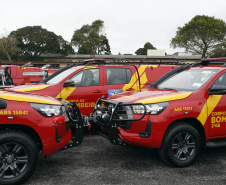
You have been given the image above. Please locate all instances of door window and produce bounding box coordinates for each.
[212,73,226,86]
[70,68,100,86]
[106,68,132,85]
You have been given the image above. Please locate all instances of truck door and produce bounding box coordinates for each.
[103,66,139,98]
[207,72,226,137]
[61,67,104,117]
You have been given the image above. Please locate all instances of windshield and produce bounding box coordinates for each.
[46,67,79,85]
[156,69,218,91]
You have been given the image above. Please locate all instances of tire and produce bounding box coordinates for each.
[0,130,38,185]
[159,122,201,167]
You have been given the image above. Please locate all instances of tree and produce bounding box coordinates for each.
[71,20,111,56]
[10,26,74,60]
[171,15,226,58]
[0,35,20,60]
[135,42,156,55]
[210,38,226,58]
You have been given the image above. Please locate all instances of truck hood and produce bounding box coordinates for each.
[8,84,49,92]
[110,89,192,104]
[0,89,61,105]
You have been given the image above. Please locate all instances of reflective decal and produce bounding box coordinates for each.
[137,92,192,104]
[108,89,123,98]
[197,95,222,126]
[15,85,49,92]
[56,87,76,100]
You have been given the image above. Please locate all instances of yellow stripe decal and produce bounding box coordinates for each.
[56,87,76,99]
[122,65,158,91]
[84,66,98,70]
[17,86,49,92]
[197,95,222,126]
[122,70,139,91]
[0,94,61,105]
[136,92,192,104]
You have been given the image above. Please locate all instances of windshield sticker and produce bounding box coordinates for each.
[202,71,212,74]
[108,89,123,98]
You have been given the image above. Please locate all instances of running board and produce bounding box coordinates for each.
[206,140,226,148]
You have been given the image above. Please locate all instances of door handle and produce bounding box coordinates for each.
[93,90,103,93]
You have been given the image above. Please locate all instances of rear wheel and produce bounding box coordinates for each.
[159,123,201,167]
[0,131,38,185]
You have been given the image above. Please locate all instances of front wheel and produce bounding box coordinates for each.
[159,123,202,167]
[0,131,38,185]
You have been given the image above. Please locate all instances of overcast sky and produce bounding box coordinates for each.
[1,0,226,55]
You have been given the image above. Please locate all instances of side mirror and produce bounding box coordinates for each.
[208,85,226,95]
[63,80,75,87]
[0,98,7,109]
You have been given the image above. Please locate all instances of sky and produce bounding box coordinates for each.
[1,0,226,55]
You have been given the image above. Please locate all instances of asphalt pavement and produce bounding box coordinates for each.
[24,134,226,185]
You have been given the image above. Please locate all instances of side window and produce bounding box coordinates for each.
[106,68,132,85]
[70,68,100,87]
[213,73,226,86]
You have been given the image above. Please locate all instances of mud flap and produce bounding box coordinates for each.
[109,123,119,145]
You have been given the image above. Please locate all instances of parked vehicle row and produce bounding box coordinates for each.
[3,57,226,184]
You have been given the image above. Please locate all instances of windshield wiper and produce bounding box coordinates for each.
[161,88,177,90]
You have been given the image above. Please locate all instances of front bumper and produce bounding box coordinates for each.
[90,98,154,145]
[60,100,89,150]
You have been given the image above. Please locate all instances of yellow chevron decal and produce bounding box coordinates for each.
[56,87,76,100]
[136,92,192,104]
[122,65,158,91]
[0,93,61,105]
[16,85,49,92]
[197,95,222,126]
[122,71,139,91]
[139,65,158,88]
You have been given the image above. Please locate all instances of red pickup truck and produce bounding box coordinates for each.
[0,88,85,185]
[9,59,177,117]
[90,58,226,167]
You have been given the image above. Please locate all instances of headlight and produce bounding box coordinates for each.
[132,102,169,115]
[31,103,63,117]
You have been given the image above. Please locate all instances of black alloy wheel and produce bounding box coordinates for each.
[0,131,38,185]
[171,132,196,161]
[159,123,201,167]
[0,142,29,179]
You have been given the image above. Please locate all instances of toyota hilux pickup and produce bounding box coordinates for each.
[90,58,226,167]
[9,59,177,117]
[0,89,85,185]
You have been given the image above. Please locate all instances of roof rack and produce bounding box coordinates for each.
[190,57,226,67]
[82,58,180,66]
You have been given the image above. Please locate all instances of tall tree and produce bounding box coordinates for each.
[210,38,226,58]
[171,15,226,58]
[10,26,74,60]
[0,35,20,60]
[135,42,156,55]
[71,20,111,55]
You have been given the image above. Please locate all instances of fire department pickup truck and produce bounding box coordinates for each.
[90,58,226,167]
[0,64,58,87]
[0,89,85,185]
[9,59,176,117]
